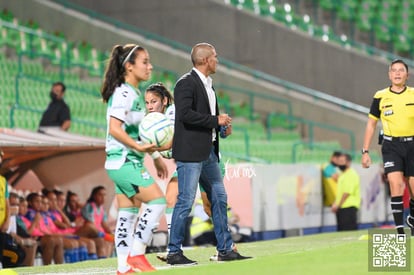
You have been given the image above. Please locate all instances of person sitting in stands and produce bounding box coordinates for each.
[76,186,113,258]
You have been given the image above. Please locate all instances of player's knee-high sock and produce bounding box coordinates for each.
[165,207,174,238]
[115,207,138,273]
[410,199,414,219]
[391,196,405,234]
[131,197,166,256]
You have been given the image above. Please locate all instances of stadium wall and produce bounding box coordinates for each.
[51,0,395,108]
[1,0,377,150]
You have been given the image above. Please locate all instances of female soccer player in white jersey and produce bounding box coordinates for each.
[101,44,168,275]
[144,83,177,239]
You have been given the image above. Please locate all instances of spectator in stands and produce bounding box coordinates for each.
[362,59,414,236]
[101,44,168,274]
[322,151,341,207]
[331,153,361,231]
[167,42,250,265]
[39,81,71,131]
[76,186,113,259]
[25,192,64,265]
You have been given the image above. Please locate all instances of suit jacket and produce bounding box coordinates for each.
[172,69,220,162]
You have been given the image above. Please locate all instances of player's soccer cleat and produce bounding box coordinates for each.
[127,254,156,272]
[406,215,414,236]
[156,251,168,262]
[117,268,135,275]
[166,252,197,266]
[217,250,252,261]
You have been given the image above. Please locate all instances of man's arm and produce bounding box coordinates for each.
[61,120,71,131]
[331,193,350,213]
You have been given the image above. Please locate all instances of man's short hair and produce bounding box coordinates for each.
[53,81,66,92]
[390,59,408,72]
[332,151,342,157]
[191,43,214,66]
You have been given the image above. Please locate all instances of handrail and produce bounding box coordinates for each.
[9,104,105,131]
[14,73,100,106]
[231,126,250,157]
[48,0,372,116]
[267,113,355,152]
[3,3,371,116]
[291,141,340,163]
[214,84,293,120]
[0,19,66,43]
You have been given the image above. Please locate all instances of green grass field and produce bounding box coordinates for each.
[8,230,414,275]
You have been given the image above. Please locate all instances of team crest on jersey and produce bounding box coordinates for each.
[141,170,151,180]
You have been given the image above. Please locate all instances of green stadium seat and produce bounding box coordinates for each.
[0,9,14,22]
[232,101,260,121]
[374,23,391,43]
[337,0,357,21]
[318,0,335,11]
[393,34,411,53]
[355,5,374,32]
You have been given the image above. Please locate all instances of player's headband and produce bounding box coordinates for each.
[122,45,140,66]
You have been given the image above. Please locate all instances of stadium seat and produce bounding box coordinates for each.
[337,0,357,21]
[355,2,375,32]
[318,0,335,11]
[393,34,411,54]
[0,8,14,22]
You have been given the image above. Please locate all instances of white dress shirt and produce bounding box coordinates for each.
[193,68,217,141]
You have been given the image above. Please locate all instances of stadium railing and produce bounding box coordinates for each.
[3,2,377,162]
[48,0,373,116]
[9,104,106,137]
[266,112,356,153]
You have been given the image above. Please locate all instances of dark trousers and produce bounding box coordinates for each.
[336,207,358,231]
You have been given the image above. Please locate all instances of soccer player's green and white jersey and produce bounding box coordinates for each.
[165,104,175,123]
[105,83,146,169]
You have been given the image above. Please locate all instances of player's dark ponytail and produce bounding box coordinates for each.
[101,44,144,103]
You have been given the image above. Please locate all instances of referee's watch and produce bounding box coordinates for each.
[361,149,369,154]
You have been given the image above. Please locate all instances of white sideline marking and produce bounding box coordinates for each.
[21,265,172,275]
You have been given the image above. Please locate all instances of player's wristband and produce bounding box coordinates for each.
[151,151,161,159]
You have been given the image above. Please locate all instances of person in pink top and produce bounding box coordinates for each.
[25,192,64,265]
[45,190,97,261]
[76,186,113,258]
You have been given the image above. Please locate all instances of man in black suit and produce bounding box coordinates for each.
[167,43,251,265]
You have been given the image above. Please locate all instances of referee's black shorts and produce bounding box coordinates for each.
[381,139,414,176]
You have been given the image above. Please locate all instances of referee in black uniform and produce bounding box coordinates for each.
[362,59,414,235]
